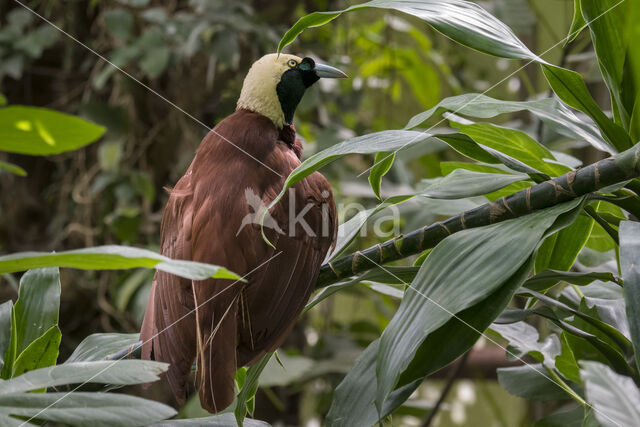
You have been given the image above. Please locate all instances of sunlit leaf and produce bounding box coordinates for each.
[0,161,26,176]
[0,106,105,155]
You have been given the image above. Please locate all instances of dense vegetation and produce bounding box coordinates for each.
[1,0,640,425]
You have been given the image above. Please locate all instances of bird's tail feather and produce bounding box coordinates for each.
[194,285,239,413]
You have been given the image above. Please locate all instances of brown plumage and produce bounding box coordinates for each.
[140,53,343,412]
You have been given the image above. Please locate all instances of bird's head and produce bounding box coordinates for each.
[236,53,347,129]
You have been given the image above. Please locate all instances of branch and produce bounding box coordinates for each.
[317,145,640,288]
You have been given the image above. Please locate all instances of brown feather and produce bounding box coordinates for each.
[140,109,336,413]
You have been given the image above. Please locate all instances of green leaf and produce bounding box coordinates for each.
[0,94,6,106]
[524,270,618,292]
[620,220,640,371]
[0,245,240,280]
[278,11,343,53]
[65,333,140,363]
[406,94,607,153]
[154,414,269,426]
[581,361,640,427]
[368,152,395,200]
[490,321,560,367]
[533,406,585,427]
[375,200,581,411]
[498,364,573,401]
[0,360,169,394]
[519,289,634,365]
[0,106,105,155]
[556,332,582,383]
[12,269,59,357]
[455,122,571,177]
[0,302,12,372]
[235,353,273,426]
[535,211,595,273]
[542,65,631,153]
[581,0,630,126]
[103,8,133,41]
[139,46,170,78]
[0,392,176,426]
[1,268,60,378]
[566,0,587,44]
[279,0,538,61]
[0,161,26,176]
[326,195,412,262]
[419,169,529,199]
[11,326,61,378]
[328,258,533,425]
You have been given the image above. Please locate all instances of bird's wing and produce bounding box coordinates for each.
[236,165,338,366]
[140,172,198,406]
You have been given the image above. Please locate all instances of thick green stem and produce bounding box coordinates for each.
[317,145,640,288]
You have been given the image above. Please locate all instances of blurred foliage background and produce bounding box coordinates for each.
[0,0,612,425]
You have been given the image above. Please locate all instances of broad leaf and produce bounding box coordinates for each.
[0,106,105,155]
[1,268,60,378]
[490,322,560,368]
[581,361,640,427]
[620,220,640,370]
[542,65,631,152]
[375,200,581,411]
[279,0,538,61]
[154,414,269,426]
[498,364,573,401]
[405,94,605,153]
[11,326,61,378]
[0,392,175,426]
[0,360,168,394]
[581,0,630,126]
[0,245,240,280]
[535,211,595,273]
[327,258,533,425]
[418,169,529,199]
[65,333,140,363]
[455,122,571,177]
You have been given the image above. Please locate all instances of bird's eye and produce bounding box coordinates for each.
[287,59,298,68]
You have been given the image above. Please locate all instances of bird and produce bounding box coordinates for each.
[140,53,346,413]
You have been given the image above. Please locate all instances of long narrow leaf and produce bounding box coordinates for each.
[375,200,581,411]
[0,245,240,280]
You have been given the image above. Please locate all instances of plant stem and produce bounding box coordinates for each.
[545,366,587,407]
[317,144,640,288]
